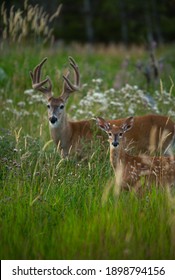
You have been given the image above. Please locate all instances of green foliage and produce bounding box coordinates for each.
[1,44,175,259]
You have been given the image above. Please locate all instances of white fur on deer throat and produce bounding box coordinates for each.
[49,122,59,128]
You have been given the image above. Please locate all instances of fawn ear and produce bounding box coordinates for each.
[121,117,134,132]
[95,117,110,132]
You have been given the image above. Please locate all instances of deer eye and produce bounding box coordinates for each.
[60,104,64,109]
[108,132,112,136]
[119,132,123,137]
[47,104,50,109]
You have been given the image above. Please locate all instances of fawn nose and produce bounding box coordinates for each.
[49,116,58,124]
[112,141,119,147]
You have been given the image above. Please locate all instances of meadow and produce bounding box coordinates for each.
[1,42,175,260]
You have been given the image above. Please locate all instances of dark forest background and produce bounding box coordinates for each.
[1,0,175,45]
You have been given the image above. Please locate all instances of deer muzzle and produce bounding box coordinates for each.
[49,116,58,124]
[112,141,119,147]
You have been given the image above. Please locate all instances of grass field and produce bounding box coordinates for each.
[1,43,175,259]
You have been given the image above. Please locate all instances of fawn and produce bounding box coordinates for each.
[30,57,175,157]
[96,116,175,190]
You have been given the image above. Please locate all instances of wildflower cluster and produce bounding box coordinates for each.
[71,79,175,120]
[154,89,175,117]
[1,88,47,122]
[1,77,175,125]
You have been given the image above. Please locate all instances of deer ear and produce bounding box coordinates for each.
[95,117,110,132]
[121,117,134,132]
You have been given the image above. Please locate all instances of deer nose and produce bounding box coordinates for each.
[49,116,58,124]
[112,141,119,147]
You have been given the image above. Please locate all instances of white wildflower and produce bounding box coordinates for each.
[6,99,13,104]
[163,101,170,105]
[109,88,115,94]
[110,101,119,106]
[82,83,88,88]
[17,101,26,107]
[76,109,84,115]
[24,89,34,95]
[128,108,135,115]
[92,78,103,84]
[96,78,103,84]
[71,105,77,110]
[93,92,105,98]
[32,111,40,117]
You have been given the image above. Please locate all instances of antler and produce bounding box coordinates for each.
[30,57,53,99]
[61,56,80,100]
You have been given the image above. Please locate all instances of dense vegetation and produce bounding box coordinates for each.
[1,43,175,259]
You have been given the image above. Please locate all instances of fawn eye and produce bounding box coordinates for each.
[60,104,64,109]
[119,132,123,137]
[47,104,50,109]
[108,132,112,136]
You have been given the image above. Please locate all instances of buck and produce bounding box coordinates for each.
[30,56,96,157]
[96,116,175,190]
[30,57,175,157]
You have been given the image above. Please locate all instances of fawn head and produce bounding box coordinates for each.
[96,116,134,147]
[30,57,80,127]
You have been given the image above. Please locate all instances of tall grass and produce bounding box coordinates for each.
[0,0,62,46]
[1,44,175,259]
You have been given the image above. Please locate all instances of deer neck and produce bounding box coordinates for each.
[110,144,127,171]
[49,112,72,154]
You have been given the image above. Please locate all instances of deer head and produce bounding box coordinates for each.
[96,116,134,147]
[30,57,80,127]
